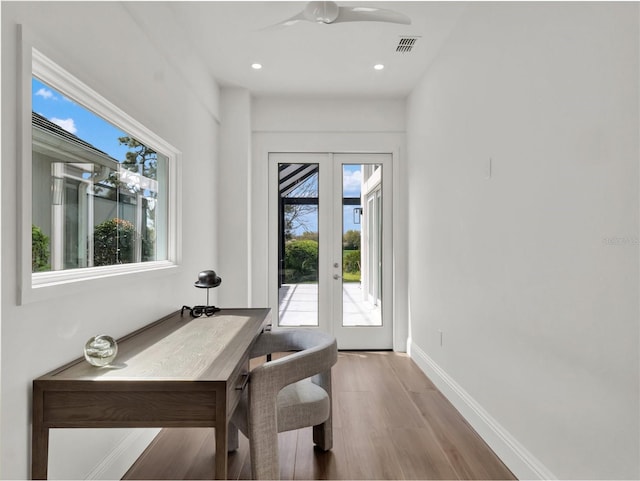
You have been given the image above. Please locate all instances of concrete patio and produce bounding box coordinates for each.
[278,282,381,327]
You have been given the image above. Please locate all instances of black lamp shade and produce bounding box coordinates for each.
[194,270,222,289]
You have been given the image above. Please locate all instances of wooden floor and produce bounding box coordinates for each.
[123,351,516,480]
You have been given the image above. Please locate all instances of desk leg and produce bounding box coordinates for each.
[215,423,228,480]
[32,425,49,480]
[32,384,49,480]
[215,392,228,480]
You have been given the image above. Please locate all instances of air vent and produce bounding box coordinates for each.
[396,36,420,53]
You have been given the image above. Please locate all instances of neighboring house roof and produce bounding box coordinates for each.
[32,111,113,159]
[32,111,119,168]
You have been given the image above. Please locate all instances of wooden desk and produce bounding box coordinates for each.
[32,308,271,480]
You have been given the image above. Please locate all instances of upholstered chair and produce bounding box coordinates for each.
[228,329,338,480]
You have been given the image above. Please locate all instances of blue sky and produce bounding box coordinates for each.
[342,164,363,233]
[32,77,131,161]
[291,165,363,235]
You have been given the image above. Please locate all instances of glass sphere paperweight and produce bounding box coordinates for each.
[84,335,118,367]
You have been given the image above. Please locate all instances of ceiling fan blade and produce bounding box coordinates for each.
[333,6,411,25]
[258,11,308,31]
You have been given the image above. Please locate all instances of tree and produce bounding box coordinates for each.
[97,136,158,196]
[343,250,361,274]
[284,239,318,283]
[32,224,50,272]
[93,218,136,266]
[93,138,159,262]
[284,204,317,240]
[118,136,157,180]
[297,231,319,242]
[282,171,318,240]
[343,229,361,250]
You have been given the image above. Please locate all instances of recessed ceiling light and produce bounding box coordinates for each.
[374,64,385,70]
[251,63,263,70]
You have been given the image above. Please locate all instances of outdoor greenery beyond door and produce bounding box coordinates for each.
[283,238,318,283]
[283,230,361,283]
[342,229,360,282]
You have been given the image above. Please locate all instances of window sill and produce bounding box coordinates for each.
[22,261,179,305]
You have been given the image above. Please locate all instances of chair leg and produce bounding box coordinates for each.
[228,422,239,452]
[249,431,280,480]
[313,417,333,451]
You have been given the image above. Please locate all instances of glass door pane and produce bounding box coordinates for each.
[341,164,382,327]
[277,163,319,326]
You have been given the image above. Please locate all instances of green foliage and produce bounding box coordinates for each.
[93,218,137,266]
[343,249,361,274]
[32,224,50,272]
[118,136,158,179]
[141,227,156,262]
[99,136,158,198]
[284,239,318,283]
[296,231,319,242]
[342,271,361,283]
[343,229,361,250]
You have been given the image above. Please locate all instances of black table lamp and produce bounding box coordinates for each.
[181,270,222,317]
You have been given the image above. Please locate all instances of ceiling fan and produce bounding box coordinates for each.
[267,1,411,28]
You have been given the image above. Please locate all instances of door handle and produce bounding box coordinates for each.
[333,274,342,280]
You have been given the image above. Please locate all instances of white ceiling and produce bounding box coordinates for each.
[160,1,470,98]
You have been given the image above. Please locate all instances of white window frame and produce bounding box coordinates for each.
[18,27,182,305]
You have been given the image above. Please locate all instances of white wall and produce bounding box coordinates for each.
[406,3,639,479]
[252,97,406,133]
[1,2,220,479]
[249,97,409,350]
[218,88,252,307]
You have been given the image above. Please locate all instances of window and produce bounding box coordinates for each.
[32,78,169,272]
[20,43,180,303]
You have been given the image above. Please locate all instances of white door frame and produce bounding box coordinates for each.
[251,131,408,352]
[268,152,393,349]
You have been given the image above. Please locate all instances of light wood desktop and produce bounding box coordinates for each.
[32,308,271,480]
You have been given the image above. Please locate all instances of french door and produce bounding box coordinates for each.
[268,152,392,349]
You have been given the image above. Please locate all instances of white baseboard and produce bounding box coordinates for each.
[86,428,160,480]
[409,341,556,481]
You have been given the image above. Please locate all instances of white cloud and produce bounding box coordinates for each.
[50,117,77,135]
[343,169,362,196]
[35,88,55,100]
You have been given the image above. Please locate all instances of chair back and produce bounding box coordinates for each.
[249,329,337,394]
